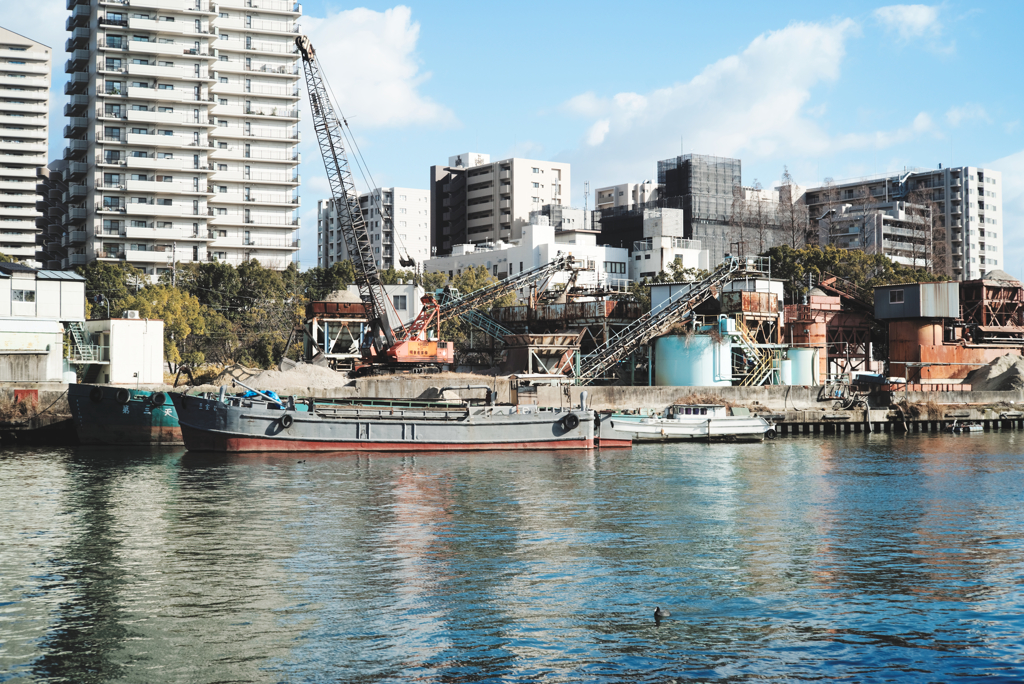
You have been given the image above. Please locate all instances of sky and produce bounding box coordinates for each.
[5,0,1024,274]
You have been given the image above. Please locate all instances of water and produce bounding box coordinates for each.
[2,433,1024,682]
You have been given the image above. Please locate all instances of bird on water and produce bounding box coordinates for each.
[654,607,670,620]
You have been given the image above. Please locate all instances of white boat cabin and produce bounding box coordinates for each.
[662,404,731,419]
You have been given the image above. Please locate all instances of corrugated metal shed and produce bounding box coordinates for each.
[874,282,958,319]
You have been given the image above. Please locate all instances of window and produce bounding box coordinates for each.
[532,182,539,188]
[889,289,904,304]
[131,220,146,227]
[106,57,122,70]
[157,106,173,112]
[604,261,626,275]
[532,167,540,173]
[157,198,172,206]
[12,290,35,302]
[157,83,173,90]
[392,295,407,310]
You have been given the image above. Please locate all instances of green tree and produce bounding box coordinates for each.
[76,261,147,318]
[302,260,356,301]
[120,285,210,370]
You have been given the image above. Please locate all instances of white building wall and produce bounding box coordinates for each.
[85,318,164,384]
[0,28,50,266]
[0,319,64,382]
[423,217,630,292]
[594,181,658,211]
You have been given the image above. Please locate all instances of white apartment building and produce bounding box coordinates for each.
[805,166,1002,281]
[0,28,50,266]
[818,200,932,269]
[430,153,570,255]
[45,0,301,275]
[630,209,709,281]
[424,215,630,292]
[594,181,658,211]
[317,187,430,270]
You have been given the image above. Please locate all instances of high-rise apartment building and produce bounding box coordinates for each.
[430,153,570,256]
[41,0,301,275]
[317,187,431,270]
[0,28,50,265]
[804,165,1003,281]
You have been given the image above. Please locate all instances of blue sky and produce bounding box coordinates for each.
[7,0,1024,273]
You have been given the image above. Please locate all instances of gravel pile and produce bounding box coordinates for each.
[247,364,350,390]
[963,354,1024,392]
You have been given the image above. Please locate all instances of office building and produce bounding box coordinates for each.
[317,187,430,270]
[46,0,301,275]
[430,153,570,255]
[0,28,50,265]
[596,154,807,268]
[804,166,1003,280]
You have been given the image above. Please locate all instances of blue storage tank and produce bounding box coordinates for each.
[654,334,732,386]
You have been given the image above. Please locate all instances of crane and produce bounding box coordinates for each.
[297,35,453,373]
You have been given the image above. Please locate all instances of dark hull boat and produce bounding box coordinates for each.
[69,383,183,446]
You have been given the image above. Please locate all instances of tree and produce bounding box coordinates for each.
[302,260,356,301]
[76,261,147,318]
[119,285,210,370]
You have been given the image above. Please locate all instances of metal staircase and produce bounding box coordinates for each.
[574,256,767,385]
[66,321,95,362]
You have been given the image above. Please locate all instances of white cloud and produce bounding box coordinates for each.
[946,103,990,127]
[873,4,941,40]
[986,148,1024,282]
[558,20,937,189]
[299,6,455,129]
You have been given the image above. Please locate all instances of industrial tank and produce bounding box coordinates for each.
[654,334,732,386]
[787,347,819,386]
[780,358,793,385]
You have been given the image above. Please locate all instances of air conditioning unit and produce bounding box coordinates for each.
[125,310,140,319]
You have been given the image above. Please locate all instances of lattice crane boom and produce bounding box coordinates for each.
[296,35,394,356]
[437,254,577,320]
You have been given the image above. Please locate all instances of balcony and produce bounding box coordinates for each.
[128,16,189,34]
[64,72,90,95]
[64,117,90,138]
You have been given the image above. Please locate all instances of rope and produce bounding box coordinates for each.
[1,389,70,427]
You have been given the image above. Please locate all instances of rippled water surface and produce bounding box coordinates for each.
[3,432,1024,682]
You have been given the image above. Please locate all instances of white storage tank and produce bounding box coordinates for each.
[787,347,819,386]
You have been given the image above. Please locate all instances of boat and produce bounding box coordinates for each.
[68,383,183,445]
[169,384,601,453]
[605,404,775,443]
[946,420,984,434]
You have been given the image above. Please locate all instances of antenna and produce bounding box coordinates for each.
[583,181,590,230]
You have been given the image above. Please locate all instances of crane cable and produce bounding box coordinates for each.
[320,67,416,271]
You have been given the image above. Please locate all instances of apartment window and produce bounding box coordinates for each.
[219,77,228,83]
[157,83,173,90]
[158,106,173,112]
[103,173,122,185]
[158,129,172,136]
[219,98,228,105]
[532,182,539,188]
[130,128,147,135]
[104,80,123,94]
[132,35,149,42]
[218,164,228,171]
[105,58,122,70]
[103,196,124,209]
[889,289,904,304]
[157,152,173,159]
[532,167,540,173]
[218,186,227,193]
[392,295,407,310]
[106,36,123,48]
[130,173,147,181]
[102,219,123,234]
[132,59,149,65]
[130,220,146,227]
[12,290,35,303]
[157,198,172,206]
[157,221,172,228]
[104,151,122,163]
[131,104,148,111]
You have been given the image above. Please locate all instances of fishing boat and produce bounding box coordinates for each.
[169,384,599,453]
[69,383,183,445]
[605,404,775,443]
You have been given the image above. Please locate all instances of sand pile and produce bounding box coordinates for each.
[247,364,350,390]
[963,354,1024,392]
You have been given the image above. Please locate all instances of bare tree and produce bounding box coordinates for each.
[906,181,948,275]
[779,167,808,248]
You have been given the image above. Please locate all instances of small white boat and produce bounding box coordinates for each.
[609,404,776,443]
[946,420,984,434]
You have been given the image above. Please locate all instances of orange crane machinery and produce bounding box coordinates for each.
[296,35,453,373]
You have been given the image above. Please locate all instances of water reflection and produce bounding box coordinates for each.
[1,436,1023,682]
